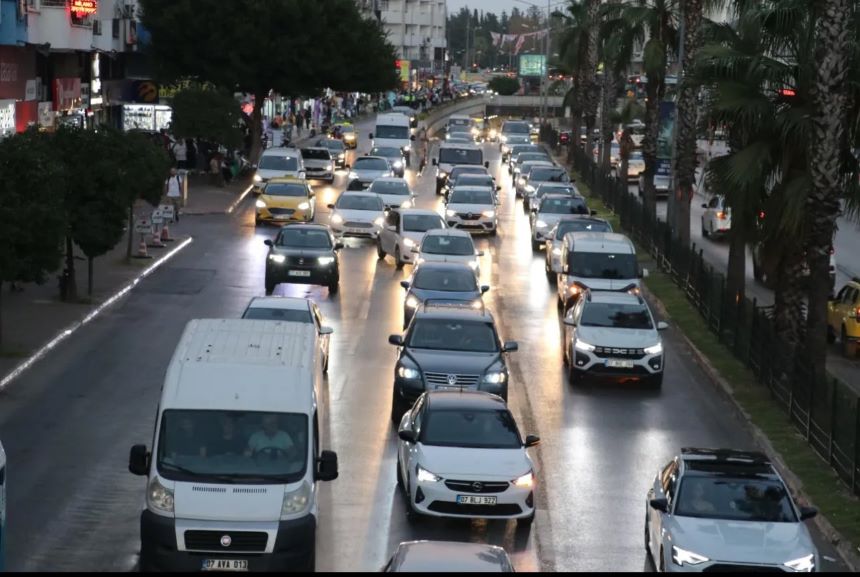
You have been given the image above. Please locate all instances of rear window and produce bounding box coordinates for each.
[555,220,611,238]
[449,189,494,205]
[530,168,569,183]
[301,149,330,160]
[569,251,638,279]
[503,122,531,134]
[259,155,299,171]
[354,158,389,171]
[403,214,445,233]
[264,183,307,197]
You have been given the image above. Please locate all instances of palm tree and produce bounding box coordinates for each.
[581,0,603,142]
[556,0,590,154]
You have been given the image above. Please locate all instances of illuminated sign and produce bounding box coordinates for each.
[70,0,98,17]
[397,60,410,83]
[518,55,546,77]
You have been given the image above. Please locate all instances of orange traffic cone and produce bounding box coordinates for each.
[148,229,165,249]
[134,237,152,259]
[160,223,175,242]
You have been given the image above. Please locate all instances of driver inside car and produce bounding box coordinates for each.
[245,414,296,458]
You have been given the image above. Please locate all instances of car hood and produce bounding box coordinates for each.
[353,169,389,180]
[333,208,383,223]
[261,194,306,209]
[667,516,816,566]
[270,246,333,257]
[576,326,659,349]
[404,348,500,374]
[410,287,480,304]
[303,159,331,168]
[536,214,570,228]
[448,202,494,214]
[417,446,530,478]
[376,193,412,206]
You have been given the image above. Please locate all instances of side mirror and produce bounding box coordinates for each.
[327,204,335,209]
[563,318,577,327]
[701,203,708,209]
[400,281,410,289]
[641,268,650,278]
[656,321,669,331]
[496,185,502,191]
[345,164,351,170]
[476,250,485,257]
[398,429,417,443]
[319,326,334,335]
[264,239,274,247]
[128,444,150,476]
[335,242,345,250]
[432,159,438,166]
[484,161,490,169]
[388,334,403,346]
[299,171,306,179]
[368,133,374,140]
[410,135,416,141]
[799,506,818,521]
[503,341,519,353]
[315,450,339,482]
[524,434,541,448]
[649,498,669,513]
[481,285,490,294]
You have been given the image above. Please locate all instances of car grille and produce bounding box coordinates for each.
[593,346,646,359]
[457,213,482,221]
[703,565,786,573]
[267,208,295,215]
[287,255,317,266]
[444,479,509,493]
[427,501,522,516]
[344,221,373,228]
[424,372,480,387]
[184,530,268,552]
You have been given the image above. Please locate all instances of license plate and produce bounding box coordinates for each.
[606,359,635,369]
[288,270,311,277]
[274,214,290,220]
[202,559,248,572]
[457,495,497,505]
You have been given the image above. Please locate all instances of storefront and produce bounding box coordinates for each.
[121,103,172,132]
[53,77,85,129]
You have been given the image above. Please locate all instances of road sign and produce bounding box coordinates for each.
[159,204,175,221]
[134,218,152,234]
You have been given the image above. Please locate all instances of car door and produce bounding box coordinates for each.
[399,396,425,486]
[650,459,679,556]
[382,210,399,253]
[840,287,859,324]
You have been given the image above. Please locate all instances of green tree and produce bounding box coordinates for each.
[556,0,590,153]
[140,0,398,162]
[171,86,243,150]
[0,131,65,346]
[488,76,521,95]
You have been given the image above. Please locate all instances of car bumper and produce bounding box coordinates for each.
[266,264,338,285]
[549,252,563,274]
[571,350,663,380]
[446,217,496,233]
[330,223,380,239]
[138,510,315,572]
[410,477,534,520]
[257,209,312,223]
[305,170,334,181]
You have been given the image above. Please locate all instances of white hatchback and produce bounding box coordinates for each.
[396,391,539,525]
[368,177,416,210]
[328,191,386,239]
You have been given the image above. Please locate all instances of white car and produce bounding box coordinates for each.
[300,147,335,183]
[241,296,334,372]
[646,448,819,573]
[396,391,540,525]
[378,208,447,269]
[530,194,591,251]
[626,151,645,181]
[701,195,731,239]
[445,186,498,236]
[414,229,483,276]
[349,155,393,188]
[253,149,305,192]
[368,177,416,210]
[544,216,613,277]
[328,191,386,239]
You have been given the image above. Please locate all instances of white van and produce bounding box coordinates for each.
[253,149,306,193]
[446,114,476,134]
[432,143,489,195]
[371,113,413,164]
[129,319,338,572]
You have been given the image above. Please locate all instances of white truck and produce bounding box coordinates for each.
[370,113,414,166]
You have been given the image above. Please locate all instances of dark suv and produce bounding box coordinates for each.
[387,307,518,422]
[264,224,343,294]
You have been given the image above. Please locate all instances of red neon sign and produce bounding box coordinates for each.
[70,0,98,17]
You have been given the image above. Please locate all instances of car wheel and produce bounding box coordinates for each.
[265,277,276,296]
[328,275,340,294]
[376,240,386,260]
[255,216,262,227]
[516,510,535,527]
[522,201,530,214]
[702,218,709,238]
[395,247,405,270]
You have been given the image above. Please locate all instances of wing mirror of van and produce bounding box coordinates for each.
[657,321,669,331]
[400,281,410,289]
[264,239,274,247]
[398,429,417,443]
[476,250,485,257]
[389,334,404,346]
[481,285,490,294]
[315,450,339,482]
[484,161,490,169]
[524,434,541,448]
[335,241,345,250]
[649,498,669,513]
[369,133,374,140]
[299,171,306,179]
[129,444,150,476]
[432,159,438,166]
[503,341,519,353]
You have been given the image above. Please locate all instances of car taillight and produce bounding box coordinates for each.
[855,307,860,323]
[716,211,727,220]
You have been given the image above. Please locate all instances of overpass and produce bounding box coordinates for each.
[483,94,565,118]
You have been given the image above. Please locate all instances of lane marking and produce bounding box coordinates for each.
[226,185,254,214]
[0,237,194,391]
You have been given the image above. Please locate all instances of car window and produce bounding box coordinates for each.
[845,287,859,305]
[259,155,299,171]
[412,269,478,291]
[337,195,384,211]
[449,189,494,205]
[407,319,498,352]
[569,251,638,279]
[439,148,483,165]
[242,307,314,323]
[580,302,653,329]
[451,167,486,179]
[264,183,308,197]
[421,409,522,448]
[371,147,402,158]
[421,235,475,256]
[402,214,445,233]
[675,476,798,522]
[530,168,569,183]
[516,153,549,165]
[660,460,677,499]
[540,197,589,215]
[277,228,332,249]
[457,175,494,187]
[354,158,389,171]
[369,180,410,195]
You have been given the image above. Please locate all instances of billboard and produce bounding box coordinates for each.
[518,54,546,78]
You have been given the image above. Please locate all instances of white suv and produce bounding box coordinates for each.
[562,291,667,388]
[414,229,483,276]
[445,186,498,235]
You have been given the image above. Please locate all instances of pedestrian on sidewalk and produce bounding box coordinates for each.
[210,154,224,188]
[164,168,183,222]
[172,138,188,170]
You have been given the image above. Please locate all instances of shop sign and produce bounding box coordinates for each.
[24,78,39,101]
[38,101,54,128]
[53,78,82,111]
[70,0,98,17]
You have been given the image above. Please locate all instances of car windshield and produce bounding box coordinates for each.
[413,269,478,291]
[376,125,409,139]
[276,228,332,249]
[337,195,383,210]
[569,252,638,279]
[259,155,299,171]
[457,175,494,187]
[369,180,410,195]
[318,139,345,152]
[301,149,330,160]
[675,476,798,522]
[242,307,313,322]
[448,118,472,129]
[354,158,389,171]
[538,185,576,197]
[421,409,522,449]
[450,189,494,205]
[440,148,483,165]
[510,145,539,157]
[156,410,308,484]
[403,214,445,232]
[530,168,569,183]
[264,183,307,197]
[555,220,611,238]
[422,235,475,256]
[503,122,531,135]
[371,147,402,158]
[540,197,588,214]
[580,302,653,329]
[516,153,549,165]
[407,319,498,352]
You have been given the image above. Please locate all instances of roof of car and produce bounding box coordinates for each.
[262,148,301,157]
[564,232,634,252]
[680,448,777,477]
[439,142,481,150]
[246,297,312,311]
[338,191,380,200]
[451,165,488,172]
[449,186,496,195]
[585,290,644,306]
[424,391,508,412]
[423,229,472,239]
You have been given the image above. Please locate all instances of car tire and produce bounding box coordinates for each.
[702,218,709,238]
[265,277,276,296]
[255,216,262,227]
[395,247,405,270]
[377,240,386,260]
[328,275,340,294]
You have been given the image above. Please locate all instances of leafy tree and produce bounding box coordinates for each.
[556,0,590,153]
[488,76,521,95]
[171,85,243,150]
[140,0,398,162]
[0,131,65,346]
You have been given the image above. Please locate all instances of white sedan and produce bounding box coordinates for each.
[328,192,386,239]
[396,391,539,525]
[368,177,416,210]
[444,187,498,235]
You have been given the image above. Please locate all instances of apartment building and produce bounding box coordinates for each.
[359,0,447,74]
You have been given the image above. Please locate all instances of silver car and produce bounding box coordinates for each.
[530,194,591,251]
[383,540,514,572]
[646,448,819,573]
[348,155,393,188]
[300,147,335,183]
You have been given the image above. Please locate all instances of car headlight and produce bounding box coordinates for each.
[482,371,506,384]
[490,129,498,139]
[338,153,345,160]
[438,170,448,179]
[536,220,548,228]
[672,546,709,567]
[403,238,416,248]
[317,256,335,265]
[147,476,174,513]
[298,202,310,210]
[374,217,384,227]
[500,135,508,143]
[405,296,420,309]
[446,209,457,217]
[255,199,267,209]
[574,340,595,352]
[398,365,420,379]
[502,145,510,153]
[268,254,286,264]
[400,200,412,208]
[402,145,410,152]
[471,300,483,309]
[393,160,403,168]
[416,465,441,483]
[784,554,815,572]
[281,481,311,517]
[552,247,562,256]
[482,210,495,218]
[518,178,526,187]
[468,260,479,270]
[471,127,479,136]
[348,172,358,180]
[326,164,333,171]
[644,342,663,355]
[253,174,263,183]
[330,213,344,225]
[512,471,534,488]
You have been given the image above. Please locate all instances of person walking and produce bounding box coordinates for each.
[172,138,187,170]
[164,167,183,222]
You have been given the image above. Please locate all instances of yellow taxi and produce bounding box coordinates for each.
[337,123,358,149]
[254,177,316,226]
[828,277,860,357]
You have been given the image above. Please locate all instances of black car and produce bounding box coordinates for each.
[442,165,491,199]
[400,262,489,328]
[387,307,518,422]
[316,138,348,169]
[264,224,343,294]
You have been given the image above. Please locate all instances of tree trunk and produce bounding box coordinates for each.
[87,256,94,297]
[126,202,134,260]
[600,72,618,174]
[803,0,851,389]
[64,235,77,303]
[726,216,747,304]
[249,90,267,165]
[773,250,807,349]
[581,0,601,151]
[675,0,705,249]
[569,77,583,157]
[641,80,661,218]
[0,284,3,348]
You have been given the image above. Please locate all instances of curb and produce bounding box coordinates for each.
[0,237,194,392]
[641,282,860,572]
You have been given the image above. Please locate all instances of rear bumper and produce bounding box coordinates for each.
[266,264,338,285]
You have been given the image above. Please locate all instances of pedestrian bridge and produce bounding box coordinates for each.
[484,94,565,117]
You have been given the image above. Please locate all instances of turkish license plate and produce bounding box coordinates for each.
[457,495,497,505]
[274,214,290,220]
[288,270,311,277]
[202,559,249,572]
[606,359,635,369]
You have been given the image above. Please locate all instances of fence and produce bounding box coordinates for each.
[567,144,860,498]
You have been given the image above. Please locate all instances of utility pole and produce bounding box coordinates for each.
[465,17,470,70]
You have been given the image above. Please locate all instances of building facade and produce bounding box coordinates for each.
[365,0,447,77]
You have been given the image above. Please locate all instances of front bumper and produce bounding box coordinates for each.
[330,222,380,239]
[139,510,316,572]
[447,216,497,234]
[266,263,338,286]
[257,208,312,223]
[343,137,357,149]
[570,348,663,381]
[305,169,334,181]
[410,475,534,520]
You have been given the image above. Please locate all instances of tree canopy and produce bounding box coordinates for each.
[171,86,244,149]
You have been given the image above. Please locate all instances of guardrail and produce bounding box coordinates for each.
[421,96,486,137]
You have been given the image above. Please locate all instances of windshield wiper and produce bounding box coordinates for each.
[159,462,248,484]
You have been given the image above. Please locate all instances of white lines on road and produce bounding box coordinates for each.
[226,185,254,214]
[0,237,194,392]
